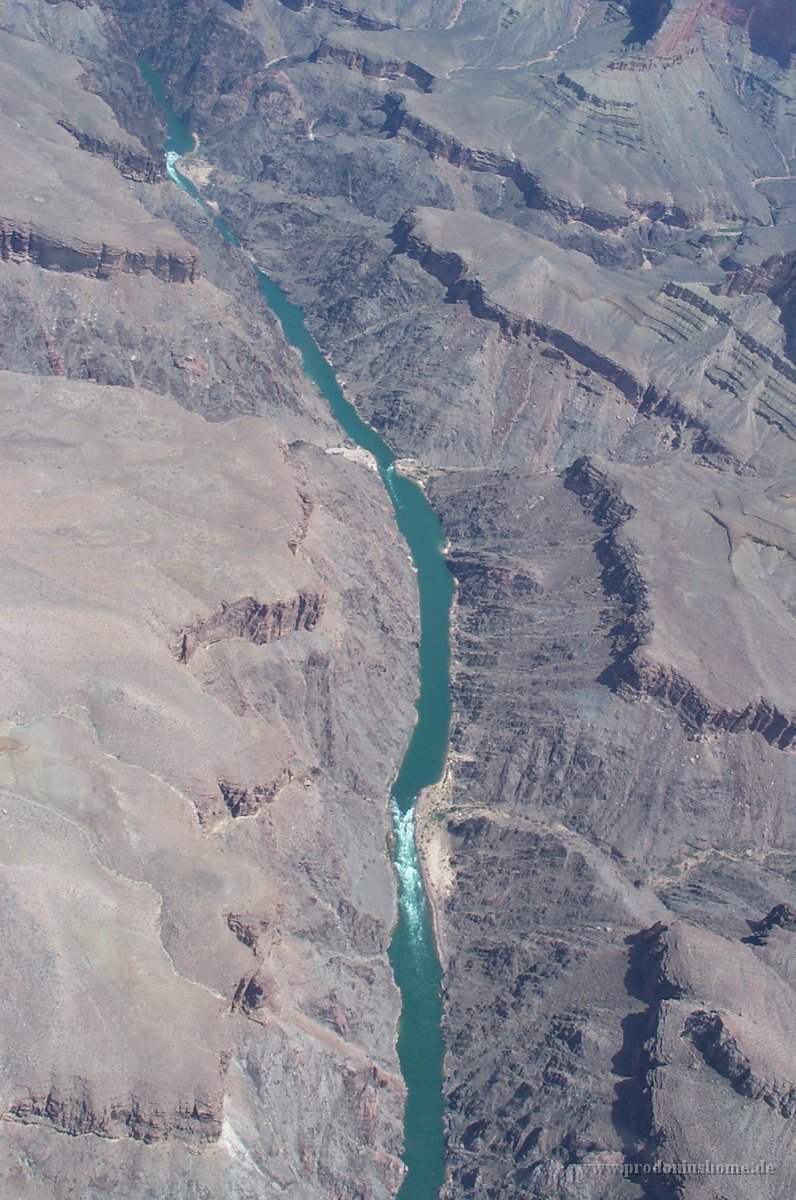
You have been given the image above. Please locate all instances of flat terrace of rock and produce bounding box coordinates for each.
[400,206,796,453]
[574,454,796,745]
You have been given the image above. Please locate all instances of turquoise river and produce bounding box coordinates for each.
[140,60,453,1199]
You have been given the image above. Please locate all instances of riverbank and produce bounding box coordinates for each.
[415,779,456,971]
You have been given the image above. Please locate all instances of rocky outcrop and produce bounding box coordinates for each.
[617,658,796,750]
[55,120,164,182]
[385,83,701,231]
[616,919,796,1192]
[685,1010,796,1117]
[278,0,395,31]
[231,971,277,1019]
[385,101,622,230]
[226,911,274,955]
[172,351,210,374]
[315,41,434,91]
[566,456,796,750]
[662,281,796,438]
[394,217,728,457]
[6,1086,222,1143]
[619,916,796,1180]
[724,251,796,365]
[392,210,796,458]
[219,767,292,817]
[565,454,651,659]
[0,220,198,282]
[175,592,324,661]
[394,217,642,392]
[745,903,796,945]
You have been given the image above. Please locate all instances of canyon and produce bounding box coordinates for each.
[0,4,421,1198]
[2,0,796,1198]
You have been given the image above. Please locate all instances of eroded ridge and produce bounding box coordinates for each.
[7,1087,221,1144]
[618,917,796,1179]
[567,455,796,750]
[175,592,324,661]
[0,221,198,283]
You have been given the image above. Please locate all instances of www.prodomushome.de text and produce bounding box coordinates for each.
[567,1160,776,1178]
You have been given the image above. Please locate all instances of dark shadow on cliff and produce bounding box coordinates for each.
[611,931,655,1152]
[722,250,796,367]
[736,0,796,68]
[609,928,686,1199]
[770,270,796,366]
[742,903,796,945]
[612,1009,652,1145]
[623,0,673,46]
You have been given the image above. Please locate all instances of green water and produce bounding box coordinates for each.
[139,57,452,1197]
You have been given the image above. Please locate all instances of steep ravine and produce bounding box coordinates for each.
[140,60,453,1200]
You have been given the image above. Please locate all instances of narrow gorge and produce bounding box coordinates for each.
[142,60,453,1198]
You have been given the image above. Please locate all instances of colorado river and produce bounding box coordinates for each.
[141,60,452,1199]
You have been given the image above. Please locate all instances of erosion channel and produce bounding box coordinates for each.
[140,59,453,1200]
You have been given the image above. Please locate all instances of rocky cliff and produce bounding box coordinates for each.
[0,219,198,281]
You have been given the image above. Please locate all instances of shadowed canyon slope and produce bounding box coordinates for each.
[3,0,796,1197]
